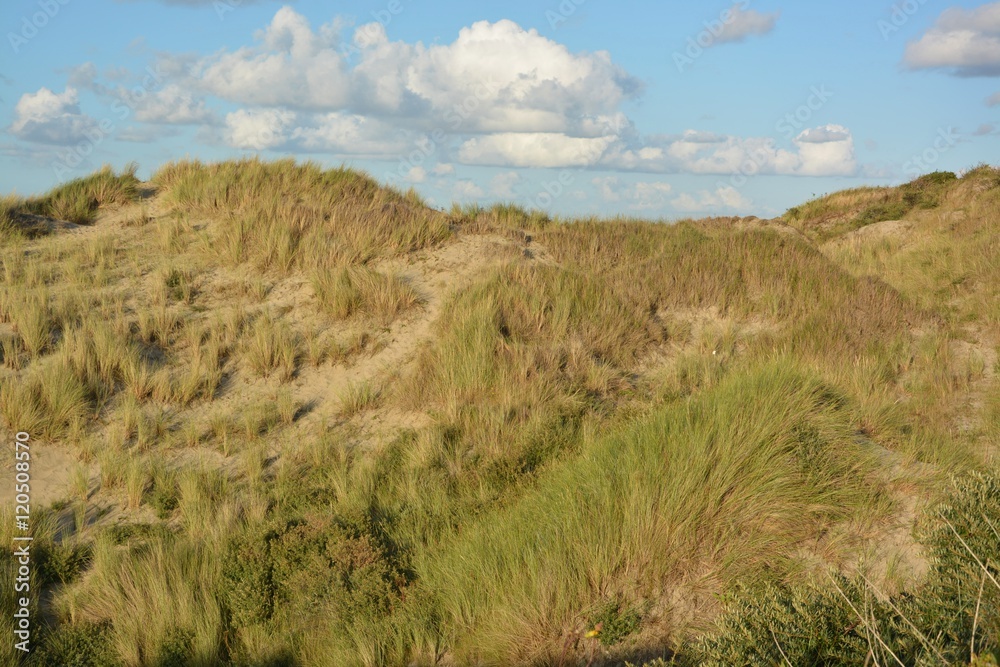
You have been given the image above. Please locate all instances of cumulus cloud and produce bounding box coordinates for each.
[9,87,99,144]
[458,132,616,168]
[133,84,215,124]
[904,3,1000,76]
[432,163,456,176]
[404,166,427,183]
[988,91,1000,106]
[177,9,641,134]
[599,124,857,177]
[290,112,411,155]
[191,7,352,109]
[224,108,296,150]
[715,5,781,44]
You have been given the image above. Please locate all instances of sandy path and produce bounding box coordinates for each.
[290,233,521,427]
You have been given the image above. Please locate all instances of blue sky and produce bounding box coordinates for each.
[1,0,998,218]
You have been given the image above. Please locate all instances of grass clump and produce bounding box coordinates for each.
[23,163,140,224]
[313,265,420,322]
[243,314,299,382]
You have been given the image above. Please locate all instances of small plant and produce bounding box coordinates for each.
[339,381,381,418]
[588,598,643,647]
[163,267,195,303]
[243,314,299,382]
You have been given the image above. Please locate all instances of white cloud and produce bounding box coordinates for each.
[458,132,616,168]
[432,163,456,176]
[793,125,857,176]
[489,171,521,197]
[290,112,411,155]
[715,5,781,44]
[9,87,99,144]
[178,9,640,134]
[904,3,1000,75]
[191,7,352,109]
[132,84,215,124]
[593,176,622,202]
[404,166,427,183]
[224,108,296,150]
[602,124,857,177]
[671,185,752,213]
[453,179,484,199]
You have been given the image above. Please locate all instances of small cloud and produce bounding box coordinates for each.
[680,129,725,144]
[592,176,673,210]
[865,139,879,151]
[988,92,1000,106]
[404,166,427,183]
[9,87,100,145]
[223,108,296,150]
[904,3,1000,76]
[796,126,851,144]
[973,123,997,136]
[672,185,752,213]
[453,179,484,200]
[489,171,521,197]
[432,163,455,176]
[714,5,781,44]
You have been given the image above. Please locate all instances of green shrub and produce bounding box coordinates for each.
[695,469,1000,666]
[221,528,276,627]
[30,621,122,667]
[589,598,643,647]
[36,541,92,586]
